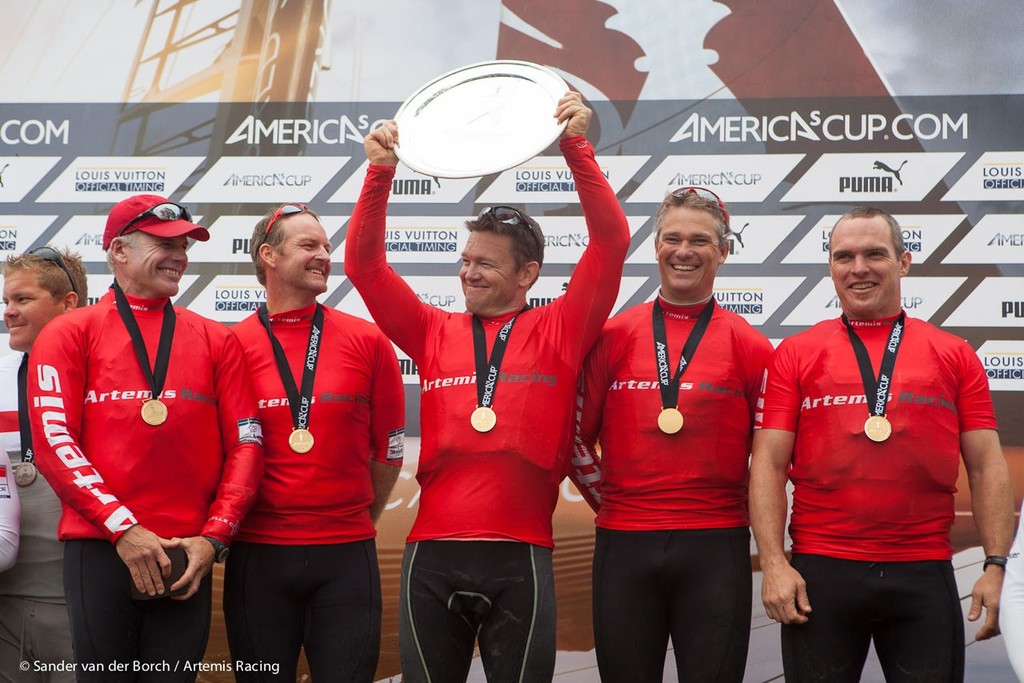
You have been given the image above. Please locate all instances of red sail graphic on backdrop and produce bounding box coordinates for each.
[496,0,647,124]
[706,0,889,98]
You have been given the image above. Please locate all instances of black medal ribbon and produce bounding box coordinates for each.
[17,354,34,464]
[257,304,324,432]
[652,298,716,410]
[112,280,176,406]
[842,311,906,417]
[471,306,531,410]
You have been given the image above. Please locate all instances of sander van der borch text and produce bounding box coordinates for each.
[23,659,281,675]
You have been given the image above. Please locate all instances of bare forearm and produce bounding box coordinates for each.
[369,461,401,523]
[750,461,791,567]
[969,460,1015,557]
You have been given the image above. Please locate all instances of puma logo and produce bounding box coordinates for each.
[0,164,8,189]
[873,160,907,186]
[732,222,749,249]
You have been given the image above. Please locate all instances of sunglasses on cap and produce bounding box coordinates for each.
[117,202,194,239]
[28,246,76,292]
[671,187,730,227]
[265,204,310,235]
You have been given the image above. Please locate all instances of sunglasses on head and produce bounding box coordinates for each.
[265,204,309,236]
[672,186,730,227]
[28,246,76,292]
[479,205,531,227]
[118,202,193,239]
[479,205,541,254]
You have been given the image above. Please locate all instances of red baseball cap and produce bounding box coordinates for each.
[103,194,210,250]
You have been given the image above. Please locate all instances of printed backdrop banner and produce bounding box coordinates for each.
[2,2,1023,678]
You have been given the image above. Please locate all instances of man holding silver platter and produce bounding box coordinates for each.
[346,90,629,681]
[750,206,1015,682]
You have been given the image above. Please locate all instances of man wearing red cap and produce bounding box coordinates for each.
[27,195,265,680]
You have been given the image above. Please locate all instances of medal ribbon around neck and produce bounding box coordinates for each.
[17,354,34,464]
[652,298,715,433]
[113,280,176,424]
[258,304,324,451]
[842,311,906,441]
[470,305,531,432]
[15,354,38,486]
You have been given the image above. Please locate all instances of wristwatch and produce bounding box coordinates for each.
[983,555,1008,571]
[204,536,230,563]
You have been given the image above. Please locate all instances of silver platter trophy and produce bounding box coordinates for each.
[394,60,569,179]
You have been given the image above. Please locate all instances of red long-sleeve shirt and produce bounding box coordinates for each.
[345,136,629,548]
[28,289,264,545]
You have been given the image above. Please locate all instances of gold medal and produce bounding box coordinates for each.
[471,406,497,433]
[288,428,315,453]
[14,461,37,487]
[864,415,892,443]
[657,407,684,434]
[141,399,168,426]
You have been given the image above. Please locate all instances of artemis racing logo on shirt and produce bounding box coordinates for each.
[420,371,557,394]
[800,391,957,414]
[607,379,743,398]
[34,364,137,534]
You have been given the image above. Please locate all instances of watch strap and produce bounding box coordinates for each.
[983,555,1008,571]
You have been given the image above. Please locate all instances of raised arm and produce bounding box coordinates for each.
[344,121,435,359]
[555,93,631,359]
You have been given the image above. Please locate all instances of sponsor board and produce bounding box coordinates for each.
[644,277,805,327]
[781,276,967,326]
[337,277,466,385]
[627,214,804,265]
[36,157,204,202]
[0,216,58,255]
[976,340,1024,390]
[189,274,345,324]
[537,216,647,265]
[941,214,1024,264]
[0,157,61,202]
[782,214,964,264]
[942,278,1024,328]
[626,155,804,203]
[337,216,467,264]
[187,215,348,263]
[328,161,477,204]
[0,334,8,352]
[669,109,970,144]
[529,276,648,317]
[224,113,388,147]
[337,276,464,320]
[81,274,199,308]
[943,152,1024,201]
[782,152,963,202]
[183,156,349,203]
[475,156,649,203]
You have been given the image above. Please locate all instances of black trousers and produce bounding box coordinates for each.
[63,539,212,683]
[592,526,752,683]
[223,539,381,682]
[781,554,965,683]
